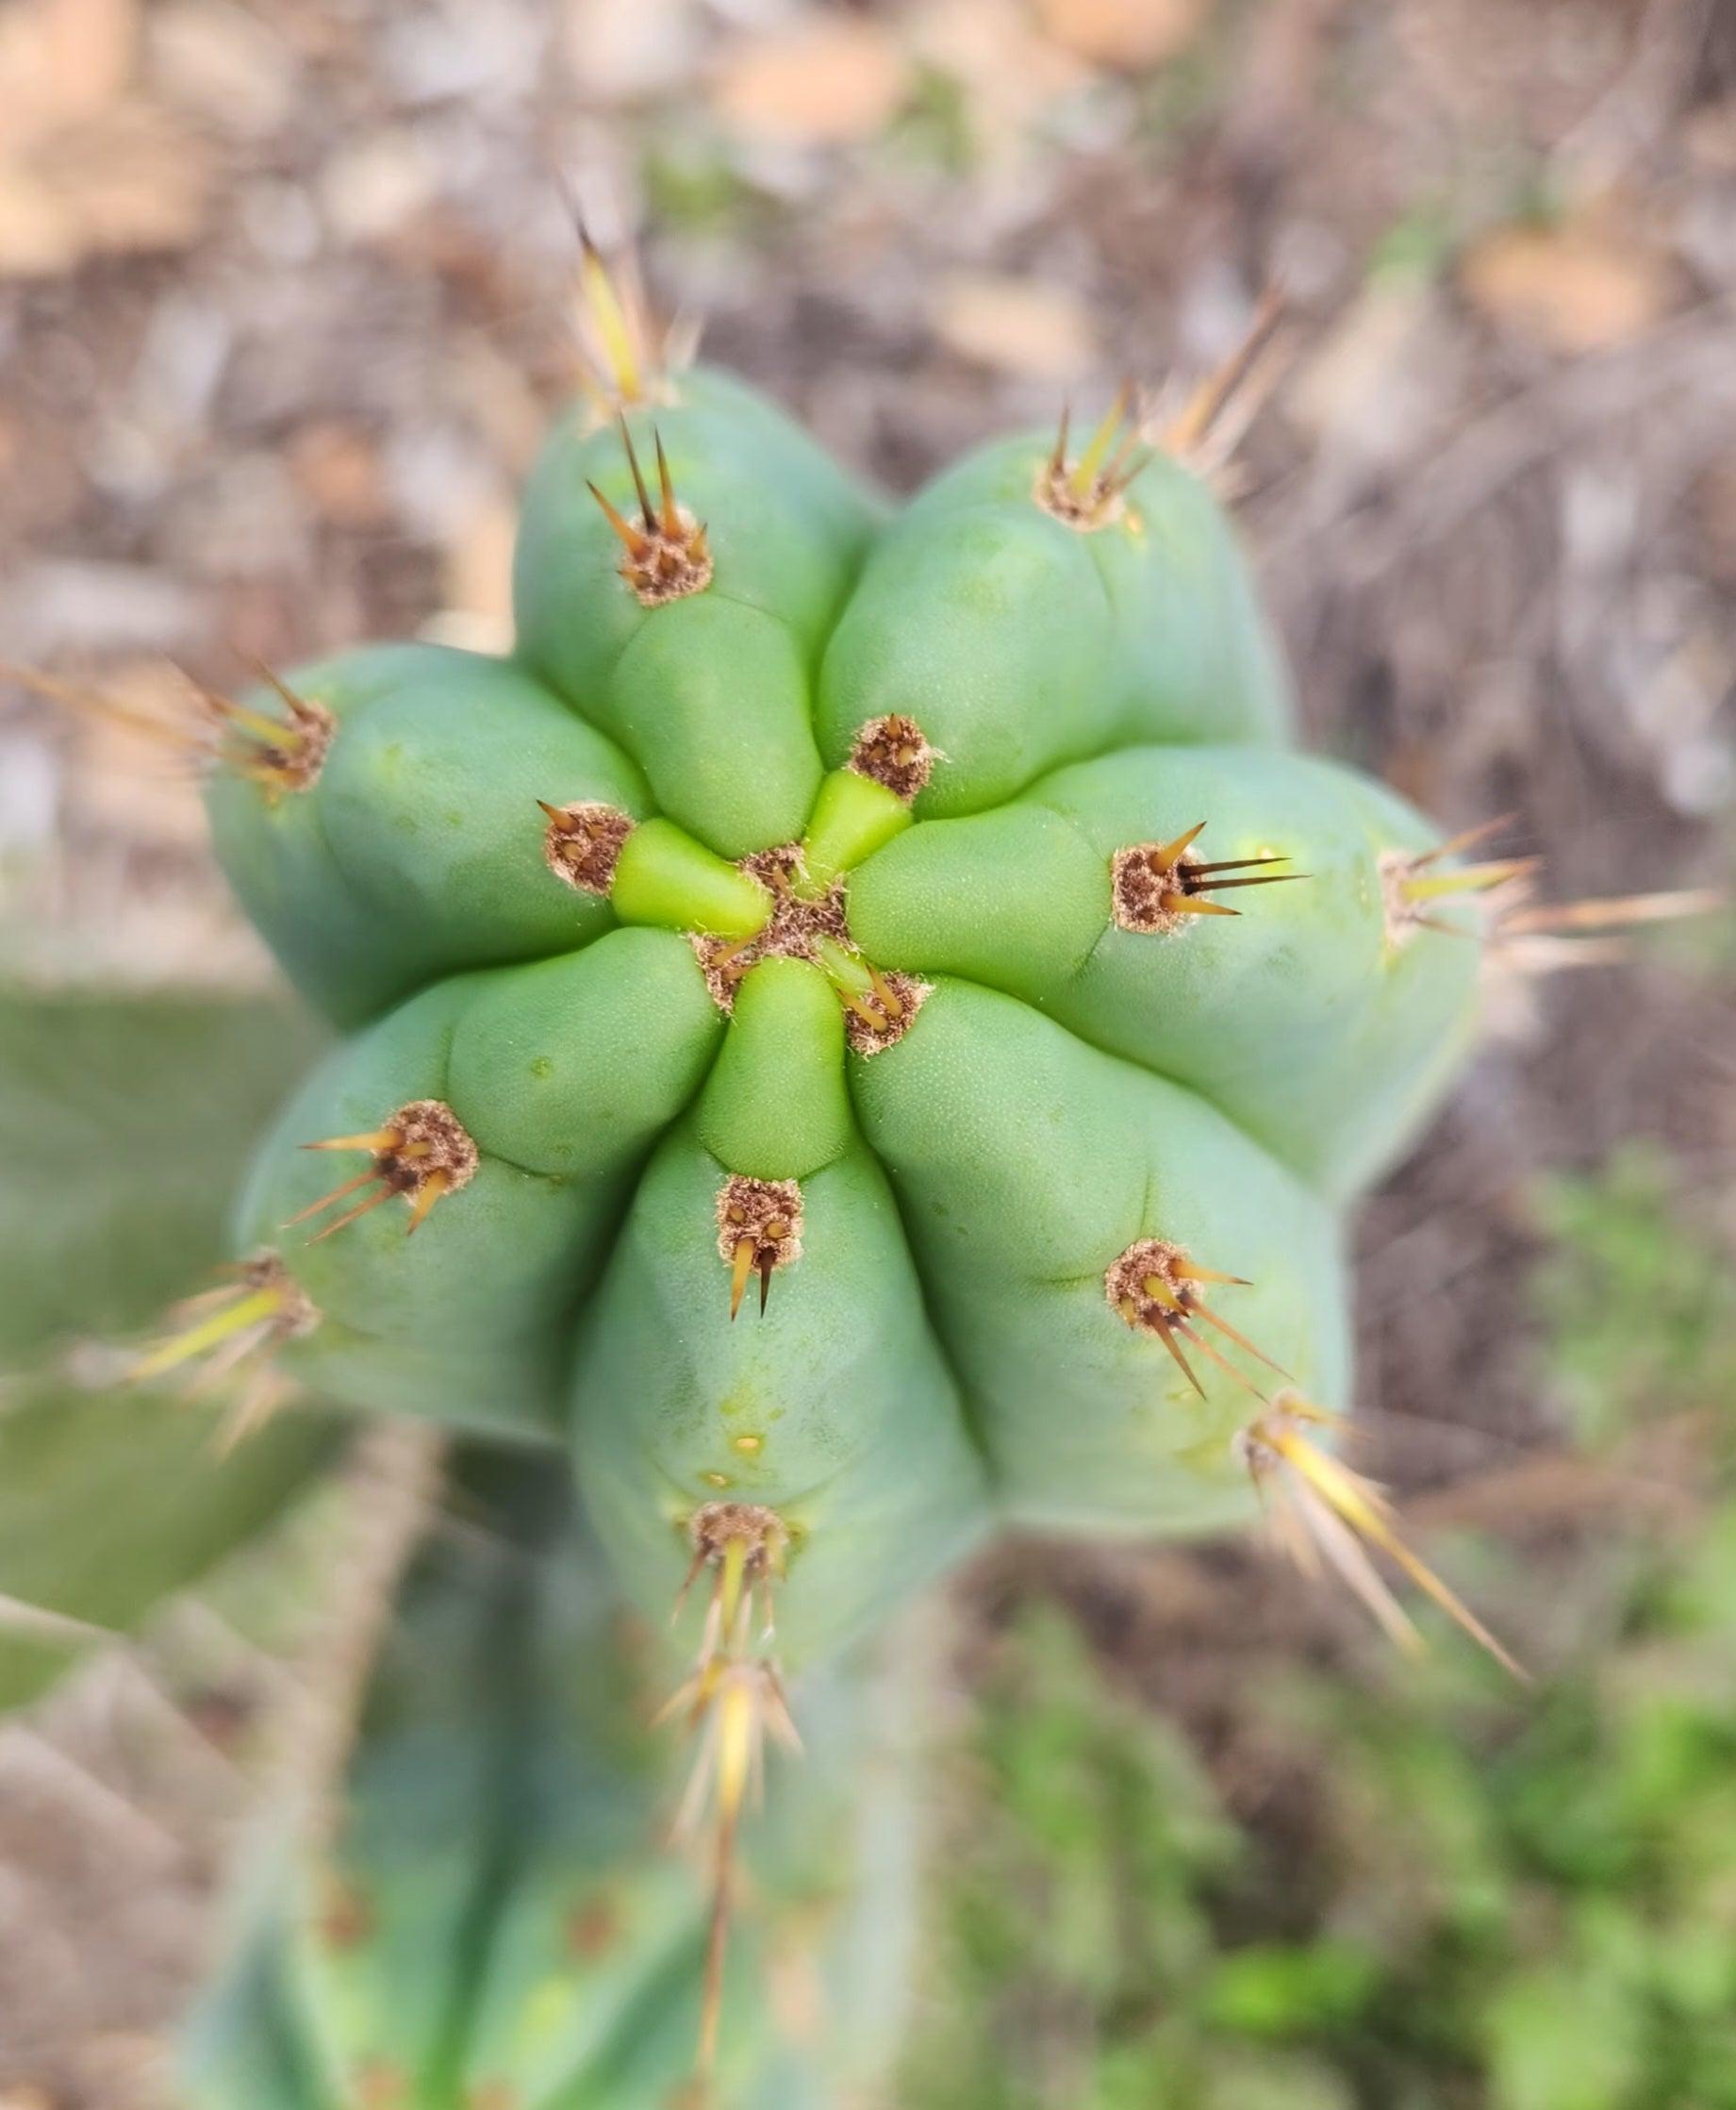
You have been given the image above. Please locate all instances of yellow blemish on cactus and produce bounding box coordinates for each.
[732,1433,763,1456]
[1106,1237,1290,1404]
[1236,1395,1527,1681]
[1113,822,1305,935]
[587,421,712,607]
[290,1101,478,1243]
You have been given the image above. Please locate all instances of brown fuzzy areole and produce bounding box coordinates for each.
[294,1099,481,1244]
[255,692,335,790]
[715,1175,802,1274]
[1033,459,1133,531]
[1113,844,1198,935]
[1105,1238,1197,1332]
[541,800,634,893]
[686,1498,789,1579]
[373,1101,479,1201]
[691,846,849,1011]
[618,505,712,606]
[849,714,936,802]
[844,969,930,1055]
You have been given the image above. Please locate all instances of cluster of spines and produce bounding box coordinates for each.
[289,1100,480,1242]
[587,420,713,606]
[1105,1234,1526,1676]
[659,1501,799,2085]
[1112,821,1304,933]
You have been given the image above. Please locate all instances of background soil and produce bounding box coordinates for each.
[2,1,1733,2102]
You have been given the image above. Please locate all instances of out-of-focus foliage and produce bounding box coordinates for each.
[905,1151,1736,2110]
[0,989,338,1708]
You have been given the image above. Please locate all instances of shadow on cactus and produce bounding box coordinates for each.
[3,236,1715,2102]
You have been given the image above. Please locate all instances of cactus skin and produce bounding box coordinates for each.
[182,1456,918,2110]
[195,344,1499,1671]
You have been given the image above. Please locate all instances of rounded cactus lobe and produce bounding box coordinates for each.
[1023,747,1483,1199]
[206,644,648,1029]
[844,800,1111,1004]
[850,980,1351,1536]
[695,957,852,1181]
[817,497,1123,822]
[816,431,1290,821]
[513,375,879,858]
[602,595,824,856]
[569,1124,990,1668]
[1095,446,1293,748]
[447,929,721,1180]
[696,954,851,1181]
[233,980,601,1438]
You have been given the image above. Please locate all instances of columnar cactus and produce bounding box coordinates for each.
[22,241,1695,2090]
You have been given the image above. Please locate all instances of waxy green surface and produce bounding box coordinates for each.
[210,366,1483,1666]
[184,1456,918,2110]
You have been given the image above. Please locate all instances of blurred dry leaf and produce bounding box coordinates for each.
[320,130,437,244]
[0,101,216,276]
[711,20,910,146]
[0,0,139,145]
[288,424,390,531]
[563,0,698,100]
[1291,280,1462,471]
[1460,214,1677,356]
[933,272,1097,380]
[1033,0,1212,70]
[909,0,1089,164]
[441,492,518,638]
[1684,98,1736,175]
[148,0,297,138]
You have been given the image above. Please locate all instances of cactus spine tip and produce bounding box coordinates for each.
[1237,1397,1527,1681]
[130,1253,314,1446]
[1035,383,1150,530]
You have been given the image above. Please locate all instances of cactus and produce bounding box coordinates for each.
[120,278,1519,1658]
[183,1451,919,2110]
[8,242,1711,2095]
